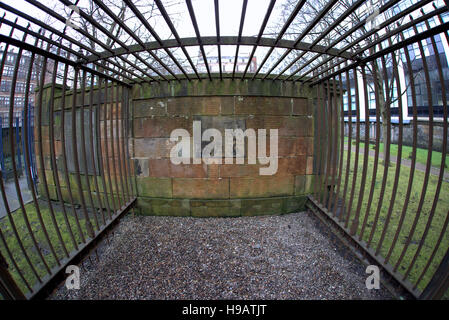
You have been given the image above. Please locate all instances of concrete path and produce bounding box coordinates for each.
[0,176,33,219]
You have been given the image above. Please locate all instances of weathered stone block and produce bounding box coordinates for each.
[240,197,285,216]
[235,96,291,115]
[133,99,167,117]
[133,117,191,138]
[136,177,172,198]
[190,199,241,217]
[134,138,176,158]
[284,196,307,213]
[230,176,294,198]
[138,197,190,216]
[173,178,230,199]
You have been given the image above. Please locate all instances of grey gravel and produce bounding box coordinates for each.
[50,211,393,300]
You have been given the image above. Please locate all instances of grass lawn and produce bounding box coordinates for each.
[336,145,449,295]
[344,137,449,169]
[0,200,88,295]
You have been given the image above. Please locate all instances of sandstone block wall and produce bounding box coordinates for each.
[130,79,318,217]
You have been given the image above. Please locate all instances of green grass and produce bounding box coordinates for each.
[335,145,449,295]
[0,201,88,295]
[344,137,449,169]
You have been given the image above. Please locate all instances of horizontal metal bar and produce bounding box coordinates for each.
[82,36,355,64]
[0,34,130,86]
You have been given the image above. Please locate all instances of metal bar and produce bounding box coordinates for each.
[29,198,136,300]
[358,59,382,242]
[414,12,449,293]
[88,73,106,226]
[97,77,113,220]
[384,29,418,265]
[185,0,212,81]
[71,67,95,238]
[326,76,338,211]
[153,0,201,80]
[214,0,222,80]
[0,28,53,276]
[79,70,100,231]
[375,46,404,255]
[59,59,87,244]
[103,80,117,213]
[404,20,448,286]
[0,250,26,299]
[89,0,178,81]
[122,0,191,80]
[366,52,392,248]
[345,67,361,230]
[47,49,79,252]
[0,227,31,294]
[114,82,126,206]
[339,70,352,223]
[252,0,307,80]
[241,0,276,79]
[311,18,449,85]
[331,74,346,216]
[350,65,370,236]
[321,79,332,205]
[394,24,435,274]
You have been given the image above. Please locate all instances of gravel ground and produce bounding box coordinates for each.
[51,211,393,300]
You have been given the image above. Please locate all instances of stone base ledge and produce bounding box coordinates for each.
[136,195,308,217]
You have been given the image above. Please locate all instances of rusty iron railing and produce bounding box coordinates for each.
[309,20,449,298]
[0,19,136,299]
[0,0,448,299]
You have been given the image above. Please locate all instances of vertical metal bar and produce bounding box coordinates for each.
[232,0,248,78]
[0,250,26,299]
[97,77,112,220]
[119,85,131,202]
[327,76,339,212]
[35,47,69,261]
[359,59,382,242]
[367,52,392,248]
[0,228,31,292]
[185,0,212,81]
[394,26,435,274]
[59,63,86,244]
[340,70,352,223]
[114,82,126,206]
[71,67,95,238]
[0,168,42,283]
[351,65,370,236]
[404,26,448,284]
[0,25,49,280]
[109,81,121,208]
[321,79,333,205]
[15,117,20,170]
[375,47,404,255]
[241,0,276,79]
[414,30,449,293]
[88,73,106,226]
[316,83,326,201]
[345,68,361,229]
[104,80,117,213]
[331,74,346,217]
[214,0,222,80]
[384,30,419,265]
[47,54,78,252]
[79,70,100,231]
